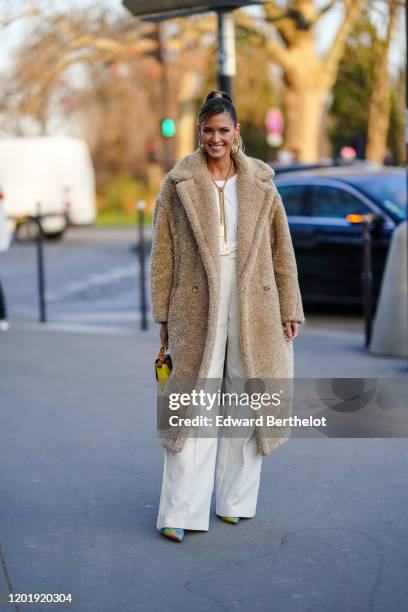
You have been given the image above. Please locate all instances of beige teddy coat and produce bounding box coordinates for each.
[150,146,305,456]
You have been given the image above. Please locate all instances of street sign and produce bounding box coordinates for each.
[265,107,284,134]
[265,107,284,147]
[123,0,267,20]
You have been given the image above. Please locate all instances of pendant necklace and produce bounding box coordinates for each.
[210,158,234,255]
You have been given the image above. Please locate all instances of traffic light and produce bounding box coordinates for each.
[145,141,157,162]
[161,118,176,138]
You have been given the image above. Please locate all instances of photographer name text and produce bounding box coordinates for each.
[167,415,327,427]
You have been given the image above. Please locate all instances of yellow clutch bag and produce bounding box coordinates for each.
[155,340,173,391]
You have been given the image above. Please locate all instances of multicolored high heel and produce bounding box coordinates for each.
[161,527,185,542]
[218,516,240,524]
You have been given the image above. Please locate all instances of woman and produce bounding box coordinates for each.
[150,91,305,542]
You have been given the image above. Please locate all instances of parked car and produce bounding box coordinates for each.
[0,137,96,240]
[273,165,406,306]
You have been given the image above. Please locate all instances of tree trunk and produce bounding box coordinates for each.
[365,0,399,163]
[264,0,365,163]
[283,81,327,162]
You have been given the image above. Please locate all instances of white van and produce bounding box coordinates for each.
[0,186,11,252]
[0,137,97,239]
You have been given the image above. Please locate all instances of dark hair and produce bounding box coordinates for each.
[197,90,238,127]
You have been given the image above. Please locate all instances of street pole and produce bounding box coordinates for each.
[158,22,173,173]
[35,203,47,323]
[216,10,236,96]
[136,200,148,330]
[361,216,374,348]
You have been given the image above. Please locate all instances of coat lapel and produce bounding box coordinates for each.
[170,150,220,299]
[169,147,277,283]
[234,150,276,279]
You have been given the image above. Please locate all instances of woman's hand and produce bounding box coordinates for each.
[160,322,169,347]
[283,321,299,342]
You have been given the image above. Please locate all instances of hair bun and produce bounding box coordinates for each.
[205,90,233,104]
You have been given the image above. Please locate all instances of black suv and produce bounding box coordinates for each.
[274,165,406,306]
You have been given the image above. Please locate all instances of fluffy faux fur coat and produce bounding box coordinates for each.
[150,146,305,456]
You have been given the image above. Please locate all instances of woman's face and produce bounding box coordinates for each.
[198,112,240,160]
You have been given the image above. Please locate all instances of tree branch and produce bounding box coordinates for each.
[265,37,293,71]
[0,4,38,28]
[323,0,365,88]
[264,3,297,41]
[317,0,338,20]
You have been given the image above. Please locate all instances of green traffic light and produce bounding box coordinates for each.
[161,118,176,138]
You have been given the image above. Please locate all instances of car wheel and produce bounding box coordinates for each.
[15,220,40,242]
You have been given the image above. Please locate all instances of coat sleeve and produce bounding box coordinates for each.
[270,187,305,326]
[150,175,175,325]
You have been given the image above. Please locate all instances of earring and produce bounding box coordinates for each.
[198,137,205,150]
[232,138,241,155]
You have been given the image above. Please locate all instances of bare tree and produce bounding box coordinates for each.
[2,1,401,167]
[366,0,402,162]
[256,0,367,162]
[0,4,216,165]
[0,4,158,132]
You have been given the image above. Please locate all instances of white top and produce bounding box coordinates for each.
[212,174,238,255]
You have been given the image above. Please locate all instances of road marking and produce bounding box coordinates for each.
[17,321,142,336]
[45,264,139,301]
[52,311,141,321]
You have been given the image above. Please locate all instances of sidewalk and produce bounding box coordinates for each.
[0,321,407,611]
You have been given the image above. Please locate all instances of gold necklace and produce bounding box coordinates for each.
[209,159,234,255]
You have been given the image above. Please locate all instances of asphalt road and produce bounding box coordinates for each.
[1,226,367,333]
[0,320,407,612]
[0,227,142,325]
[0,227,407,611]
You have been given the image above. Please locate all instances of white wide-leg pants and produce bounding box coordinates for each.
[156,250,263,531]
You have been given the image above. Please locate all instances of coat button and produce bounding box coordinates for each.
[192,285,199,292]
[263,284,271,291]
